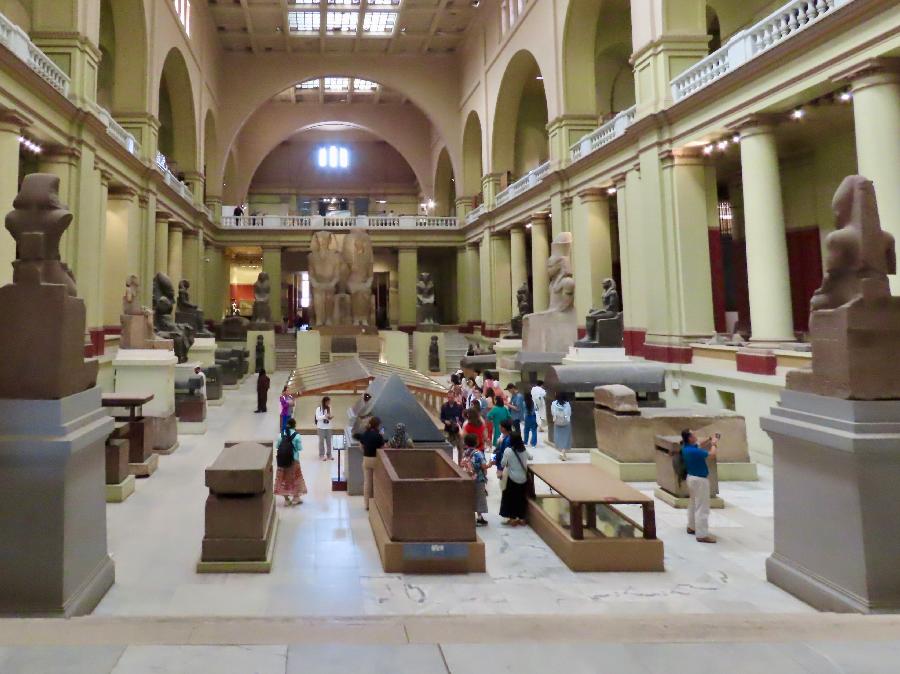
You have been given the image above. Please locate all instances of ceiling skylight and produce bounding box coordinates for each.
[287,11,320,32]
[363,11,397,34]
[323,77,350,92]
[353,79,378,92]
[368,0,401,5]
[297,79,320,89]
[326,10,359,32]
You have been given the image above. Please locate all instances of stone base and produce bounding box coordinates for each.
[296,330,322,368]
[591,449,757,482]
[148,413,179,454]
[247,329,276,374]
[762,390,900,613]
[189,337,217,367]
[106,474,136,503]
[198,505,278,574]
[522,308,578,354]
[179,420,208,435]
[129,452,159,478]
[208,397,225,407]
[562,346,628,364]
[653,487,724,510]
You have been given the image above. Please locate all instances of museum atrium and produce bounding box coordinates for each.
[0,0,899,671]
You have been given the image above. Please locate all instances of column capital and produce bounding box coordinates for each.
[576,187,609,203]
[138,192,151,208]
[530,210,550,225]
[169,222,186,233]
[831,57,900,89]
[40,144,82,162]
[108,184,139,199]
[182,228,200,239]
[659,147,713,167]
[98,169,113,186]
[611,172,628,188]
[155,209,173,224]
[262,245,282,253]
[727,113,782,136]
[0,109,33,133]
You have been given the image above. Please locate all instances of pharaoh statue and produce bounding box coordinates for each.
[255,334,265,373]
[309,230,342,326]
[576,278,624,348]
[120,275,171,350]
[416,272,438,327]
[341,229,374,326]
[0,173,97,398]
[787,175,900,400]
[153,272,195,363]
[428,335,440,372]
[522,232,578,353]
[175,279,213,337]
[508,281,532,338]
[250,272,272,327]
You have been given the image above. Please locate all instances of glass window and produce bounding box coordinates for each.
[300,272,311,309]
[326,10,359,31]
[317,147,328,168]
[338,147,349,168]
[317,145,351,169]
[324,77,350,92]
[287,11,320,32]
[174,0,191,35]
[362,11,397,34]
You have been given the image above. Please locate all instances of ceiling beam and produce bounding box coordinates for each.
[421,0,450,54]
[238,0,260,54]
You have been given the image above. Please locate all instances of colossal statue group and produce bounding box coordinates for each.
[308,229,374,327]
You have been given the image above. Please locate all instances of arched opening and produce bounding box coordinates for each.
[203,110,219,201]
[492,50,549,185]
[157,48,197,175]
[706,0,776,44]
[462,111,483,203]
[433,148,455,217]
[0,0,32,32]
[224,149,239,204]
[594,0,634,118]
[706,5,722,53]
[97,0,148,112]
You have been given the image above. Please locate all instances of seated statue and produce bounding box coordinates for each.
[175,279,213,338]
[576,278,624,348]
[522,233,578,353]
[153,272,195,363]
[507,282,532,338]
[250,272,272,327]
[416,272,437,327]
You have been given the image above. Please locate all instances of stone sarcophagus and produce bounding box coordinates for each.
[198,442,276,572]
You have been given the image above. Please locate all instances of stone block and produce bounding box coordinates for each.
[594,385,639,413]
[105,438,130,485]
[205,442,273,495]
[205,491,273,540]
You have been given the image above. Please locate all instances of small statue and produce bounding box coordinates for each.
[175,279,213,337]
[522,233,578,353]
[122,275,146,316]
[250,272,272,325]
[255,334,265,373]
[416,272,437,326]
[579,278,624,348]
[177,280,198,311]
[428,335,440,372]
[508,282,532,338]
[153,272,194,363]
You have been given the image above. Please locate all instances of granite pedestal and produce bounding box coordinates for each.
[175,361,208,434]
[247,329,275,374]
[0,387,115,616]
[113,349,178,454]
[652,435,723,509]
[104,437,135,503]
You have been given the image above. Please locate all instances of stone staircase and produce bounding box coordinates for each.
[444,331,469,372]
[274,333,297,371]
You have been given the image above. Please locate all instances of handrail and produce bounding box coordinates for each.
[0,11,71,96]
[155,151,194,204]
[495,160,552,207]
[569,106,636,162]
[93,104,140,156]
[465,204,487,225]
[220,215,460,230]
[671,0,854,102]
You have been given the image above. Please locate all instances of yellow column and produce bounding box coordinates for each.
[490,231,512,328]
[204,244,227,320]
[138,194,154,305]
[509,226,527,316]
[573,189,613,326]
[465,243,481,324]
[37,147,80,265]
[196,233,206,309]
[530,211,551,312]
[623,166,648,332]
[154,209,170,277]
[168,223,183,283]
[481,173,502,209]
[736,117,794,341]
[205,196,223,225]
[455,246,469,324]
[479,230,493,329]
[840,59,900,291]
[182,231,200,294]
[73,161,106,331]
[0,112,30,286]
[104,186,140,327]
[262,246,282,322]
[455,197,472,222]
[397,247,418,329]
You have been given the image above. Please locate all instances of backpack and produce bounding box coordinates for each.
[276,431,296,468]
[552,403,570,426]
[674,445,688,483]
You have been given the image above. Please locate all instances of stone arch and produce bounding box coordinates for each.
[491,49,549,181]
[461,111,483,199]
[157,47,198,174]
[203,109,219,200]
[224,149,239,204]
[0,0,32,32]
[97,0,149,112]
[433,147,455,217]
[706,0,772,43]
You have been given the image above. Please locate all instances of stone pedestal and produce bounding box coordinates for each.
[0,387,115,616]
[175,362,208,434]
[762,390,900,613]
[380,330,408,368]
[247,329,275,374]
[522,307,578,354]
[412,331,444,374]
[296,330,321,368]
[113,349,178,454]
[494,338,522,387]
[189,337,217,367]
[562,345,629,365]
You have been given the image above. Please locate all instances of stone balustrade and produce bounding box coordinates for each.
[93,104,140,156]
[465,204,487,225]
[155,152,194,204]
[0,11,71,96]
[569,106,637,163]
[495,160,552,207]
[220,215,460,230]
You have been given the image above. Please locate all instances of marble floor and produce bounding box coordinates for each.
[94,371,808,618]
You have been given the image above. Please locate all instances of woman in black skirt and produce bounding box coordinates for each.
[499,433,533,526]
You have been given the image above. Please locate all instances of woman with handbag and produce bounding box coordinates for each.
[499,433,532,526]
[550,392,573,460]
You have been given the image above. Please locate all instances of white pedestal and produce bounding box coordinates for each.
[412,331,445,373]
[189,337,217,367]
[114,349,178,453]
[297,330,321,368]
[494,338,523,387]
[380,330,408,368]
[247,330,275,374]
[0,387,115,616]
[562,346,630,365]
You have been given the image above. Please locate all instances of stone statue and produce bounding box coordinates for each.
[0,173,97,398]
[341,230,374,326]
[153,272,194,363]
[120,275,172,350]
[428,335,440,372]
[522,233,578,353]
[175,279,213,338]
[309,231,342,326]
[508,282,532,338]
[250,272,272,326]
[577,278,624,348]
[255,334,265,373]
[787,175,900,400]
[416,272,437,326]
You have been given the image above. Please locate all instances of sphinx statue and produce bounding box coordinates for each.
[309,230,343,326]
[576,278,624,348]
[0,173,98,398]
[153,272,194,363]
[175,279,213,337]
[416,272,437,327]
[341,229,374,326]
[250,272,273,327]
[522,232,578,353]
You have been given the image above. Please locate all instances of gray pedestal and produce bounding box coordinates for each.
[761,390,900,613]
[0,387,116,616]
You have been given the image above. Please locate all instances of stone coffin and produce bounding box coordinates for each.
[199,442,276,571]
[374,449,475,542]
[459,354,496,378]
[203,365,223,402]
[653,435,723,509]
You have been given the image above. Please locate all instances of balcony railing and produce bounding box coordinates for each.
[93,105,140,156]
[569,106,637,163]
[155,151,194,204]
[671,0,854,102]
[465,204,487,225]
[495,160,553,207]
[0,11,71,96]
[220,215,460,230]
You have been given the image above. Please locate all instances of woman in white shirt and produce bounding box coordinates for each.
[550,391,573,461]
[315,396,334,461]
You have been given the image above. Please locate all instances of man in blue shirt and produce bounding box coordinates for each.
[505,383,525,435]
[681,429,719,544]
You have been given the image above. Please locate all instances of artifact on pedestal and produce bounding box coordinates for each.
[120,275,172,350]
[153,272,194,363]
[175,279,213,337]
[575,278,624,348]
[428,335,441,372]
[250,272,273,328]
[416,271,438,327]
[255,334,265,372]
[762,175,900,613]
[0,173,115,615]
[522,233,577,354]
[309,231,342,326]
[341,229,375,326]
[507,282,532,338]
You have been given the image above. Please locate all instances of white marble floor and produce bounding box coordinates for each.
[93,371,812,618]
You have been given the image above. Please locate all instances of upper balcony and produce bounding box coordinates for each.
[569,106,636,164]
[0,12,69,96]
[494,160,553,208]
[220,215,460,231]
[155,152,195,205]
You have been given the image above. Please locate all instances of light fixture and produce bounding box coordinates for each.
[525,223,532,229]
[18,136,42,153]
[703,144,714,155]
[606,187,617,196]
[376,199,387,204]
[839,91,852,102]
[732,134,741,144]
[717,140,728,151]
[427,199,435,209]
[536,76,544,81]
[791,107,805,120]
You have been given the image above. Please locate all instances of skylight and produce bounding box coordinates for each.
[323,77,350,92]
[297,79,320,89]
[369,0,401,5]
[362,11,397,34]
[328,0,361,5]
[354,79,378,92]
[287,11,320,32]
[317,145,350,169]
[326,10,359,32]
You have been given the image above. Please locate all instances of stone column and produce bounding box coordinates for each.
[183,170,204,205]
[138,194,154,306]
[481,173,503,209]
[623,166,648,337]
[74,163,107,333]
[529,211,551,312]
[478,230,493,329]
[204,245,227,320]
[196,233,206,308]
[37,146,80,265]
[465,243,481,323]
[397,247,418,331]
[262,246,282,322]
[572,188,613,326]
[490,231,512,329]
[455,196,472,222]
[0,111,30,286]
[547,115,598,167]
[104,186,140,328]
[154,209,171,277]
[838,58,900,292]
[735,117,794,341]
[182,231,200,293]
[509,226,527,316]
[167,223,184,284]
[455,246,469,324]
[205,196,223,225]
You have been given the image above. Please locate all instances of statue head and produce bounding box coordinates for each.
[832,175,866,229]
[153,272,175,303]
[256,272,269,285]
[126,275,139,292]
[257,335,263,343]
[603,278,616,291]
[179,279,190,291]
[310,230,335,253]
